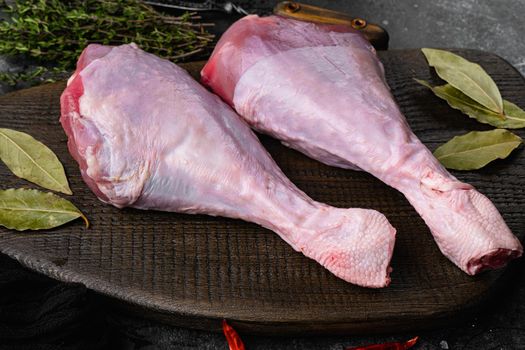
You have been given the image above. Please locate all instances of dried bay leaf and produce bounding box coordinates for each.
[0,188,88,231]
[415,79,525,129]
[503,99,525,126]
[0,128,72,194]
[421,48,504,114]
[434,129,522,170]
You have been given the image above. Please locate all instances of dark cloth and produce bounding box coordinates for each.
[0,254,107,350]
[0,254,224,350]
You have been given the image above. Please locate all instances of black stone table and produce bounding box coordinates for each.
[1,1,524,349]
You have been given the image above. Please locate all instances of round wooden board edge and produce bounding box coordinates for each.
[0,48,524,335]
[1,226,520,336]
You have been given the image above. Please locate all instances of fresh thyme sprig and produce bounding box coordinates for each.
[0,0,214,85]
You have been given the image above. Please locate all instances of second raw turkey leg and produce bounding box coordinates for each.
[201,15,523,274]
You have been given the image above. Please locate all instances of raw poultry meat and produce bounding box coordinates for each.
[60,43,396,288]
[201,15,523,274]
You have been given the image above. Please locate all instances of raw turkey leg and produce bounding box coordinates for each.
[60,43,396,288]
[201,15,523,274]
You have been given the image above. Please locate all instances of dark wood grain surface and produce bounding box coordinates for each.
[0,49,523,335]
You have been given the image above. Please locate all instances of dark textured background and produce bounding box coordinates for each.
[1,1,525,349]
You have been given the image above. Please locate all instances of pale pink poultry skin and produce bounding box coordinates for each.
[201,15,523,274]
[60,43,396,288]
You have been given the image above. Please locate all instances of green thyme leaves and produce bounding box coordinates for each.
[0,0,214,85]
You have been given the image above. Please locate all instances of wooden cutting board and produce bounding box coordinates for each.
[0,49,524,335]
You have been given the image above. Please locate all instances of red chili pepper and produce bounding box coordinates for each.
[346,336,419,350]
[222,319,246,350]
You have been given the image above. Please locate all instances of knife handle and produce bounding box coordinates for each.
[273,1,389,50]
